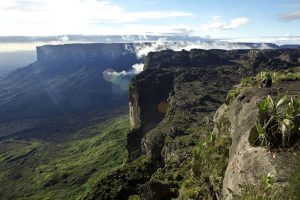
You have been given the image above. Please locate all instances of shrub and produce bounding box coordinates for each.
[250,95,300,148]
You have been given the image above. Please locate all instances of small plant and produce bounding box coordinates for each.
[233,173,289,200]
[226,87,242,104]
[250,95,300,148]
[261,173,274,189]
[191,141,207,176]
[209,131,217,144]
[255,121,269,146]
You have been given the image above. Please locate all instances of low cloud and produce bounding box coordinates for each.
[102,63,144,91]
[103,63,144,80]
[133,38,264,58]
[200,17,250,31]
[279,12,300,22]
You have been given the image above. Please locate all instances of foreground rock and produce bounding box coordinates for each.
[222,81,300,199]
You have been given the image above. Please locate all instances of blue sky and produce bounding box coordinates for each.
[0,0,299,42]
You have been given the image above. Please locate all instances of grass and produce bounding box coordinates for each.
[178,134,231,200]
[0,115,129,200]
[178,112,232,200]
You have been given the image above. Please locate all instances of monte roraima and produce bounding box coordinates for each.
[0,44,300,199]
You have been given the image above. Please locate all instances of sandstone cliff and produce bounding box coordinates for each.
[86,48,300,200]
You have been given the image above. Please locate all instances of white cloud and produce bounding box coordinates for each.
[222,18,250,29]
[0,0,193,36]
[279,12,300,22]
[132,63,144,74]
[133,38,263,58]
[200,17,250,31]
[121,24,193,35]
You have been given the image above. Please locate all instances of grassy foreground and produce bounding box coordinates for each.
[0,116,129,200]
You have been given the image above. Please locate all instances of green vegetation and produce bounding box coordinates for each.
[179,114,231,199]
[84,155,156,200]
[226,86,243,104]
[0,116,129,200]
[291,160,300,198]
[233,173,288,200]
[179,135,231,199]
[249,95,300,148]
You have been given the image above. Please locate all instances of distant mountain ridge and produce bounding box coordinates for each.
[0,43,139,128]
[0,35,299,48]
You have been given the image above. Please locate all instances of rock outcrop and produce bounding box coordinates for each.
[221,81,300,199]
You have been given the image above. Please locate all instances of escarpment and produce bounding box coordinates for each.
[87,48,300,200]
[0,43,140,124]
[127,48,300,164]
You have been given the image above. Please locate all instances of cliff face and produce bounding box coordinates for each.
[34,43,139,78]
[127,49,236,161]
[127,68,176,161]
[36,43,136,70]
[86,48,300,200]
[127,49,300,162]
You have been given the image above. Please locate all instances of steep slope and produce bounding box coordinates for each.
[0,116,129,199]
[0,43,139,138]
[86,48,300,199]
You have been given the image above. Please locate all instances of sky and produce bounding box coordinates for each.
[0,0,300,43]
